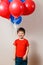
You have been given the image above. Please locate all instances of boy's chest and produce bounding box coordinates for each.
[17,41,26,49]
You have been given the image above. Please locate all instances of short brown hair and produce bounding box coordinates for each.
[17,27,25,34]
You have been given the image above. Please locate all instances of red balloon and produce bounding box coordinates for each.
[2,0,9,4]
[9,0,24,18]
[22,0,35,15]
[0,1,10,19]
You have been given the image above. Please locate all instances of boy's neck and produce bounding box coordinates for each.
[19,38,24,40]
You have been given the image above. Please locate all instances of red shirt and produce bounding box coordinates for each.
[13,39,29,58]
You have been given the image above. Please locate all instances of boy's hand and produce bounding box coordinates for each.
[13,57,15,61]
[23,55,27,60]
[23,46,29,60]
[13,58,15,61]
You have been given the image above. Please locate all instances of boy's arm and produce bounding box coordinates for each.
[23,46,29,60]
[13,45,16,60]
[25,46,29,56]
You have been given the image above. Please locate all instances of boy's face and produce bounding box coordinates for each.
[17,31,25,39]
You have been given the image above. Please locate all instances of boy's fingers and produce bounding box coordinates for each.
[13,59,15,61]
[13,58,15,60]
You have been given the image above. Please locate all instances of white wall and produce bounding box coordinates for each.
[0,0,43,65]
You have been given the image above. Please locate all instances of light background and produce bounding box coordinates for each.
[0,0,43,65]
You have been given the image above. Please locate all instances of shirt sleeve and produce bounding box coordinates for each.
[13,40,17,46]
[26,40,29,47]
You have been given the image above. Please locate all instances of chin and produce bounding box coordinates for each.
[21,37,23,39]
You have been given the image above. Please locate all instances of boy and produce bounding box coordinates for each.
[13,27,29,65]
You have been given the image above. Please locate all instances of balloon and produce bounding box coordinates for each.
[20,0,25,2]
[9,0,24,18]
[14,16,22,24]
[10,15,22,24]
[2,0,10,4]
[22,0,35,15]
[9,0,13,2]
[0,1,10,18]
[10,15,14,24]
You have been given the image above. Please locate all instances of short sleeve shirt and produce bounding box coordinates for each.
[13,39,29,58]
